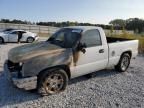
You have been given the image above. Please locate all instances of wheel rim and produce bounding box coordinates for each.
[121,56,129,71]
[44,74,64,94]
[27,38,33,43]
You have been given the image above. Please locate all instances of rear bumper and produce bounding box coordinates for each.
[4,61,37,90]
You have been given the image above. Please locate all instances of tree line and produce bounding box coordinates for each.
[0,19,113,29]
[36,21,113,29]
[0,18,144,33]
[0,19,32,24]
[109,18,144,33]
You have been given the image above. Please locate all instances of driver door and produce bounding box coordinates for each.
[71,29,108,78]
[8,31,18,42]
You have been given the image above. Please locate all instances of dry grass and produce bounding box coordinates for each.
[38,33,51,37]
[108,33,144,54]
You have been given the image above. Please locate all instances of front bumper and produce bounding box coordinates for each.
[4,61,37,90]
[35,36,39,41]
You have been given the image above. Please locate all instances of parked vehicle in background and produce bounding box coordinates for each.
[4,26,138,96]
[0,30,39,44]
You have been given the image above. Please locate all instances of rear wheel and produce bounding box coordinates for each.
[0,37,4,44]
[115,53,130,72]
[37,68,68,96]
[27,37,34,43]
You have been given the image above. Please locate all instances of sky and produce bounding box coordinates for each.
[0,0,144,24]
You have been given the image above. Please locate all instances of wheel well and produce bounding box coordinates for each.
[0,37,4,42]
[121,51,132,58]
[58,65,71,79]
[38,65,71,79]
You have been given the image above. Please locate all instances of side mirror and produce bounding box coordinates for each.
[78,43,87,54]
[81,48,86,54]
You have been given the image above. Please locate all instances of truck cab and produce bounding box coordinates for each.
[4,26,138,95]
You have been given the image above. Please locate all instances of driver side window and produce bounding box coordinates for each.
[81,29,102,47]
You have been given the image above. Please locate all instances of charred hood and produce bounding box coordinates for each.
[8,42,65,63]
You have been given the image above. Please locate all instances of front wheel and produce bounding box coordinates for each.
[37,68,68,96]
[27,37,34,43]
[115,53,130,72]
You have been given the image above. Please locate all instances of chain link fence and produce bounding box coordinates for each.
[0,23,134,35]
[0,23,59,34]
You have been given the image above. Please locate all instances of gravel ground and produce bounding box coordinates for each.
[0,41,144,108]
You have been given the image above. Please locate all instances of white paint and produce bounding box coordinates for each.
[71,45,108,78]
[70,26,138,79]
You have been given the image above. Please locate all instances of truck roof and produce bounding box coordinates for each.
[64,26,102,31]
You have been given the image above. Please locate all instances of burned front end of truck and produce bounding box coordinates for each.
[4,28,83,90]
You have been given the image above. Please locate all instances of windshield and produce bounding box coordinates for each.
[48,28,82,48]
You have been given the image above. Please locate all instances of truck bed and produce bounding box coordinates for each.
[106,37,133,43]
[106,37,138,67]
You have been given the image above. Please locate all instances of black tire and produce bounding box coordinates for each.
[0,37,4,44]
[115,53,130,72]
[27,37,34,43]
[37,68,68,96]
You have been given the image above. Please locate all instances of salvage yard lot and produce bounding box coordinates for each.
[0,39,144,107]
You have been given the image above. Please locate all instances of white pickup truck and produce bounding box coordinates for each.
[5,26,138,95]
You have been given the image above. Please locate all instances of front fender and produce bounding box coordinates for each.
[22,49,72,77]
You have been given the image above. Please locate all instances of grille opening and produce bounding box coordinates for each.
[7,60,22,78]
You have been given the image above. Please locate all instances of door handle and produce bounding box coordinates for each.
[99,49,104,53]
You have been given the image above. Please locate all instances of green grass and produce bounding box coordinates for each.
[108,33,144,54]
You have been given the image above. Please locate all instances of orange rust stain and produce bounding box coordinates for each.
[73,51,80,66]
